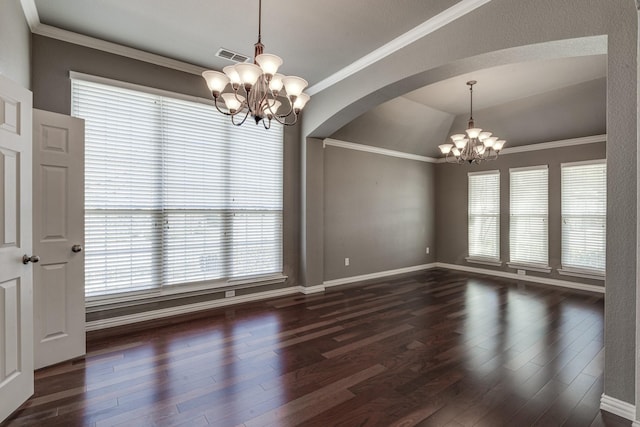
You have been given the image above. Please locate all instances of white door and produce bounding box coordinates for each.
[32,109,85,369]
[0,75,34,422]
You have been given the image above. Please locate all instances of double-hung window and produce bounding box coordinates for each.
[467,171,500,262]
[509,165,549,270]
[560,160,606,278]
[72,76,283,299]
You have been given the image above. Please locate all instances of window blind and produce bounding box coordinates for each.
[468,171,500,260]
[561,160,606,274]
[509,166,548,266]
[72,78,283,298]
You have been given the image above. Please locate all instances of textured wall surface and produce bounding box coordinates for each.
[323,145,435,281]
[0,0,30,88]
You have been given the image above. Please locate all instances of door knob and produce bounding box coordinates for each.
[72,244,83,253]
[22,255,40,264]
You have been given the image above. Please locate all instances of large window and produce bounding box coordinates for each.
[72,77,283,298]
[560,160,606,276]
[509,165,548,269]
[468,171,500,262]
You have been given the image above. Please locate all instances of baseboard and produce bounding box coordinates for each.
[435,262,605,294]
[632,421,640,427]
[299,285,326,294]
[85,287,300,331]
[85,261,604,331]
[600,394,636,421]
[323,263,437,288]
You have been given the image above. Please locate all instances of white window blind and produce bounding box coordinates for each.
[561,160,606,274]
[509,166,548,266]
[72,78,283,298]
[468,171,500,260]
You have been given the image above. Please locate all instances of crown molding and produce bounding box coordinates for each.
[19,0,39,32]
[435,134,606,162]
[21,0,491,89]
[307,0,493,95]
[19,0,206,76]
[323,138,438,163]
[33,24,206,76]
[499,134,606,155]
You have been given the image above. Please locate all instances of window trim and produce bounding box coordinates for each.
[467,169,501,262]
[560,159,606,276]
[509,164,549,266]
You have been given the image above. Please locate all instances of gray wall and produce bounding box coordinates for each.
[436,142,606,287]
[300,0,637,404]
[324,146,435,281]
[31,34,301,292]
[330,97,454,158]
[447,78,607,151]
[0,0,31,88]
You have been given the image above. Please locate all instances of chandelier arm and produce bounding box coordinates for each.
[274,98,295,118]
[233,86,249,105]
[231,108,252,126]
[213,97,242,117]
[271,111,298,126]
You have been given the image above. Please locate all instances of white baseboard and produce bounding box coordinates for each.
[85,287,300,331]
[600,394,636,421]
[323,263,437,288]
[299,285,326,294]
[435,262,605,294]
[86,261,604,331]
[632,421,640,427]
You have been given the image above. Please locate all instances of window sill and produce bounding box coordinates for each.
[558,268,605,281]
[507,262,552,273]
[86,273,288,312]
[466,257,503,267]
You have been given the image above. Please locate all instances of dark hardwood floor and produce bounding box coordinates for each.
[3,269,631,427]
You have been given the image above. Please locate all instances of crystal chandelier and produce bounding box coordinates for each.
[439,80,505,163]
[201,0,310,129]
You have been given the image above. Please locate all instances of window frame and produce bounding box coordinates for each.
[71,72,287,306]
[558,159,606,280]
[508,164,550,272]
[467,170,501,265]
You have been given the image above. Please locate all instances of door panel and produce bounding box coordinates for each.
[32,109,85,370]
[0,74,34,423]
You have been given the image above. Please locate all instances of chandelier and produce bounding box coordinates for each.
[201,0,310,128]
[439,80,505,163]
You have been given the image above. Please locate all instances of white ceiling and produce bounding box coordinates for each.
[403,55,607,114]
[30,1,608,156]
[33,0,459,87]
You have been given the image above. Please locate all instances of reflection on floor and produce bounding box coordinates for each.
[5,269,631,426]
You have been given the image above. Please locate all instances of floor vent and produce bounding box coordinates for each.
[215,48,250,63]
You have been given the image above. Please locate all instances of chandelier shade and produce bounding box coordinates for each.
[439,80,505,163]
[201,0,310,128]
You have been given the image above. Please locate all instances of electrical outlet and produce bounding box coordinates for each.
[345,257,350,266]
[225,290,235,298]
[517,269,526,276]
[426,247,430,254]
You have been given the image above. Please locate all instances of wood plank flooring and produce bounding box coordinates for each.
[3,269,631,427]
